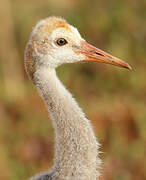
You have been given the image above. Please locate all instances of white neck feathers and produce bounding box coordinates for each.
[33,67,101,180]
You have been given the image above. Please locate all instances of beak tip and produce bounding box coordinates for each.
[126,64,132,70]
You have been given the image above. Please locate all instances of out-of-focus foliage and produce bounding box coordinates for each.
[0,0,146,179]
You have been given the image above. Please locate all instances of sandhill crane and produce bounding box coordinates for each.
[24,16,131,180]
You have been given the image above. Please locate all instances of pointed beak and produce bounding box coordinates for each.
[76,41,132,70]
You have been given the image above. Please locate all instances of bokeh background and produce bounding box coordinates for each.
[0,0,146,179]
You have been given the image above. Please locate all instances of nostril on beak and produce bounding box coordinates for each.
[95,52,104,56]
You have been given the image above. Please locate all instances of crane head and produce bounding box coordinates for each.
[25,16,131,80]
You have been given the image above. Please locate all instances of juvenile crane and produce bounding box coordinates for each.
[25,16,131,180]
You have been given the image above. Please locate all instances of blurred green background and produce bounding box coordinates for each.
[0,0,146,179]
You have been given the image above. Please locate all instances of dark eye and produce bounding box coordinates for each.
[56,38,68,46]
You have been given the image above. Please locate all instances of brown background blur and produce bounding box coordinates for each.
[0,0,146,180]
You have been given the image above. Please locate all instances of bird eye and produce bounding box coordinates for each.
[56,38,68,46]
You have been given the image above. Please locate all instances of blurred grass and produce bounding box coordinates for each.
[0,0,146,179]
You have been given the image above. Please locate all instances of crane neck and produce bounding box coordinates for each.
[33,67,100,180]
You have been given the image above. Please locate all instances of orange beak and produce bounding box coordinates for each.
[77,41,132,70]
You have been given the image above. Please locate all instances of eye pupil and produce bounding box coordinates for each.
[56,38,67,46]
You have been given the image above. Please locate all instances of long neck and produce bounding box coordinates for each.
[34,67,100,180]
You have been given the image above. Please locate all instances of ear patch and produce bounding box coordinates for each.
[25,42,35,81]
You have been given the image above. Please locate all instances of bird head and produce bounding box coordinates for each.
[25,16,131,80]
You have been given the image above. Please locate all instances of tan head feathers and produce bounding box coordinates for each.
[31,16,70,41]
[25,16,70,80]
